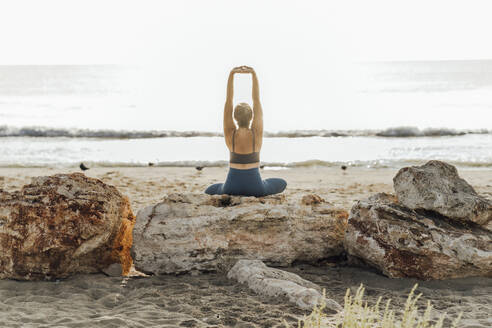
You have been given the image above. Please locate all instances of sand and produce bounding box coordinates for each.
[0,166,491,327]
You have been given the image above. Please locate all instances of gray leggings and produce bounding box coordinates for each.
[205,167,287,197]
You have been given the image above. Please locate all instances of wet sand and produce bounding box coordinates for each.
[0,166,491,327]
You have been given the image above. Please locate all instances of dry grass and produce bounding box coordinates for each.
[288,284,461,328]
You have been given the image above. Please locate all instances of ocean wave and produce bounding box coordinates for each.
[0,125,489,139]
[374,127,484,137]
[0,126,221,138]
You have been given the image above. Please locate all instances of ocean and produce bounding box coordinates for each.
[0,62,491,169]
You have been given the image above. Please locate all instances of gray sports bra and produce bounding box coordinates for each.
[230,129,260,164]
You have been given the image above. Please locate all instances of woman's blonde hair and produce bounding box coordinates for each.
[234,103,253,128]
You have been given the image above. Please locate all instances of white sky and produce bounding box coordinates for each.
[1,0,491,65]
[1,0,491,131]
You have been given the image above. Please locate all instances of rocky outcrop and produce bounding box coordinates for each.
[345,161,492,280]
[228,260,341,312]
[345,192,492,280]
[394,160,492,231]
[131,193,348,275]
[0,173,135,280]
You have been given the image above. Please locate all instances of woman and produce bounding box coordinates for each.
[205,66,287,197]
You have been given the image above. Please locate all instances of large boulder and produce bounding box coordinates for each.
[131,193,348,274]
[228,260,341,312]
[394,160,492,231]
[0,173,135,280]
[344,193,492,280]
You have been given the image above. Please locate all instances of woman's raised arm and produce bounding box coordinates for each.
[223,70,236,138]
[249,68,263,135]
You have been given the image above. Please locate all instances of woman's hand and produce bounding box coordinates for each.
[242,66,255,74]
[231,66,254,74]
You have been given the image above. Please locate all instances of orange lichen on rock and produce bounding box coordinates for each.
[110,195,135,276]
[0,173,136,280]
[332,209,349,240]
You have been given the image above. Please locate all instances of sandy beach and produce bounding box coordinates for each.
[2,1,492,326]
[0,166,491,327]
[1,166,491,213]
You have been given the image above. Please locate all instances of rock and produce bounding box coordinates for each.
[131,193,348,274]
[394,160,492,231]
[227,260,341,312]
[0,173,135,280]
[102,263,123,277]
[344,193,492,280]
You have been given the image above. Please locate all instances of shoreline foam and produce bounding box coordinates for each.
[0,125,490,139]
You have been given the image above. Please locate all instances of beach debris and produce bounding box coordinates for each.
[195,166,204,171]
[0,173,135,280]
[79,163,90,171]
[341,165,347,171]
[148,162,155,167]
[227,260,341,312]
[131,193,348,275]
[301,194,325,205]
[345,193,492,279]
[394,160,492,231]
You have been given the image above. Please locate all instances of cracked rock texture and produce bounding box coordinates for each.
[131,193,348,274]
[345,162,492,280]
[228,260,341,311]
[345,192,492,280]
[394,160,492,231]
[0,173,135,280]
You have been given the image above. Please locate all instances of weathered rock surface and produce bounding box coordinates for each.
[131,193,348,274]
[228,260,341,311]
[345,193,492,280]
[102,263,123,277]
[394,160,492,231]
[0,173,135,280]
